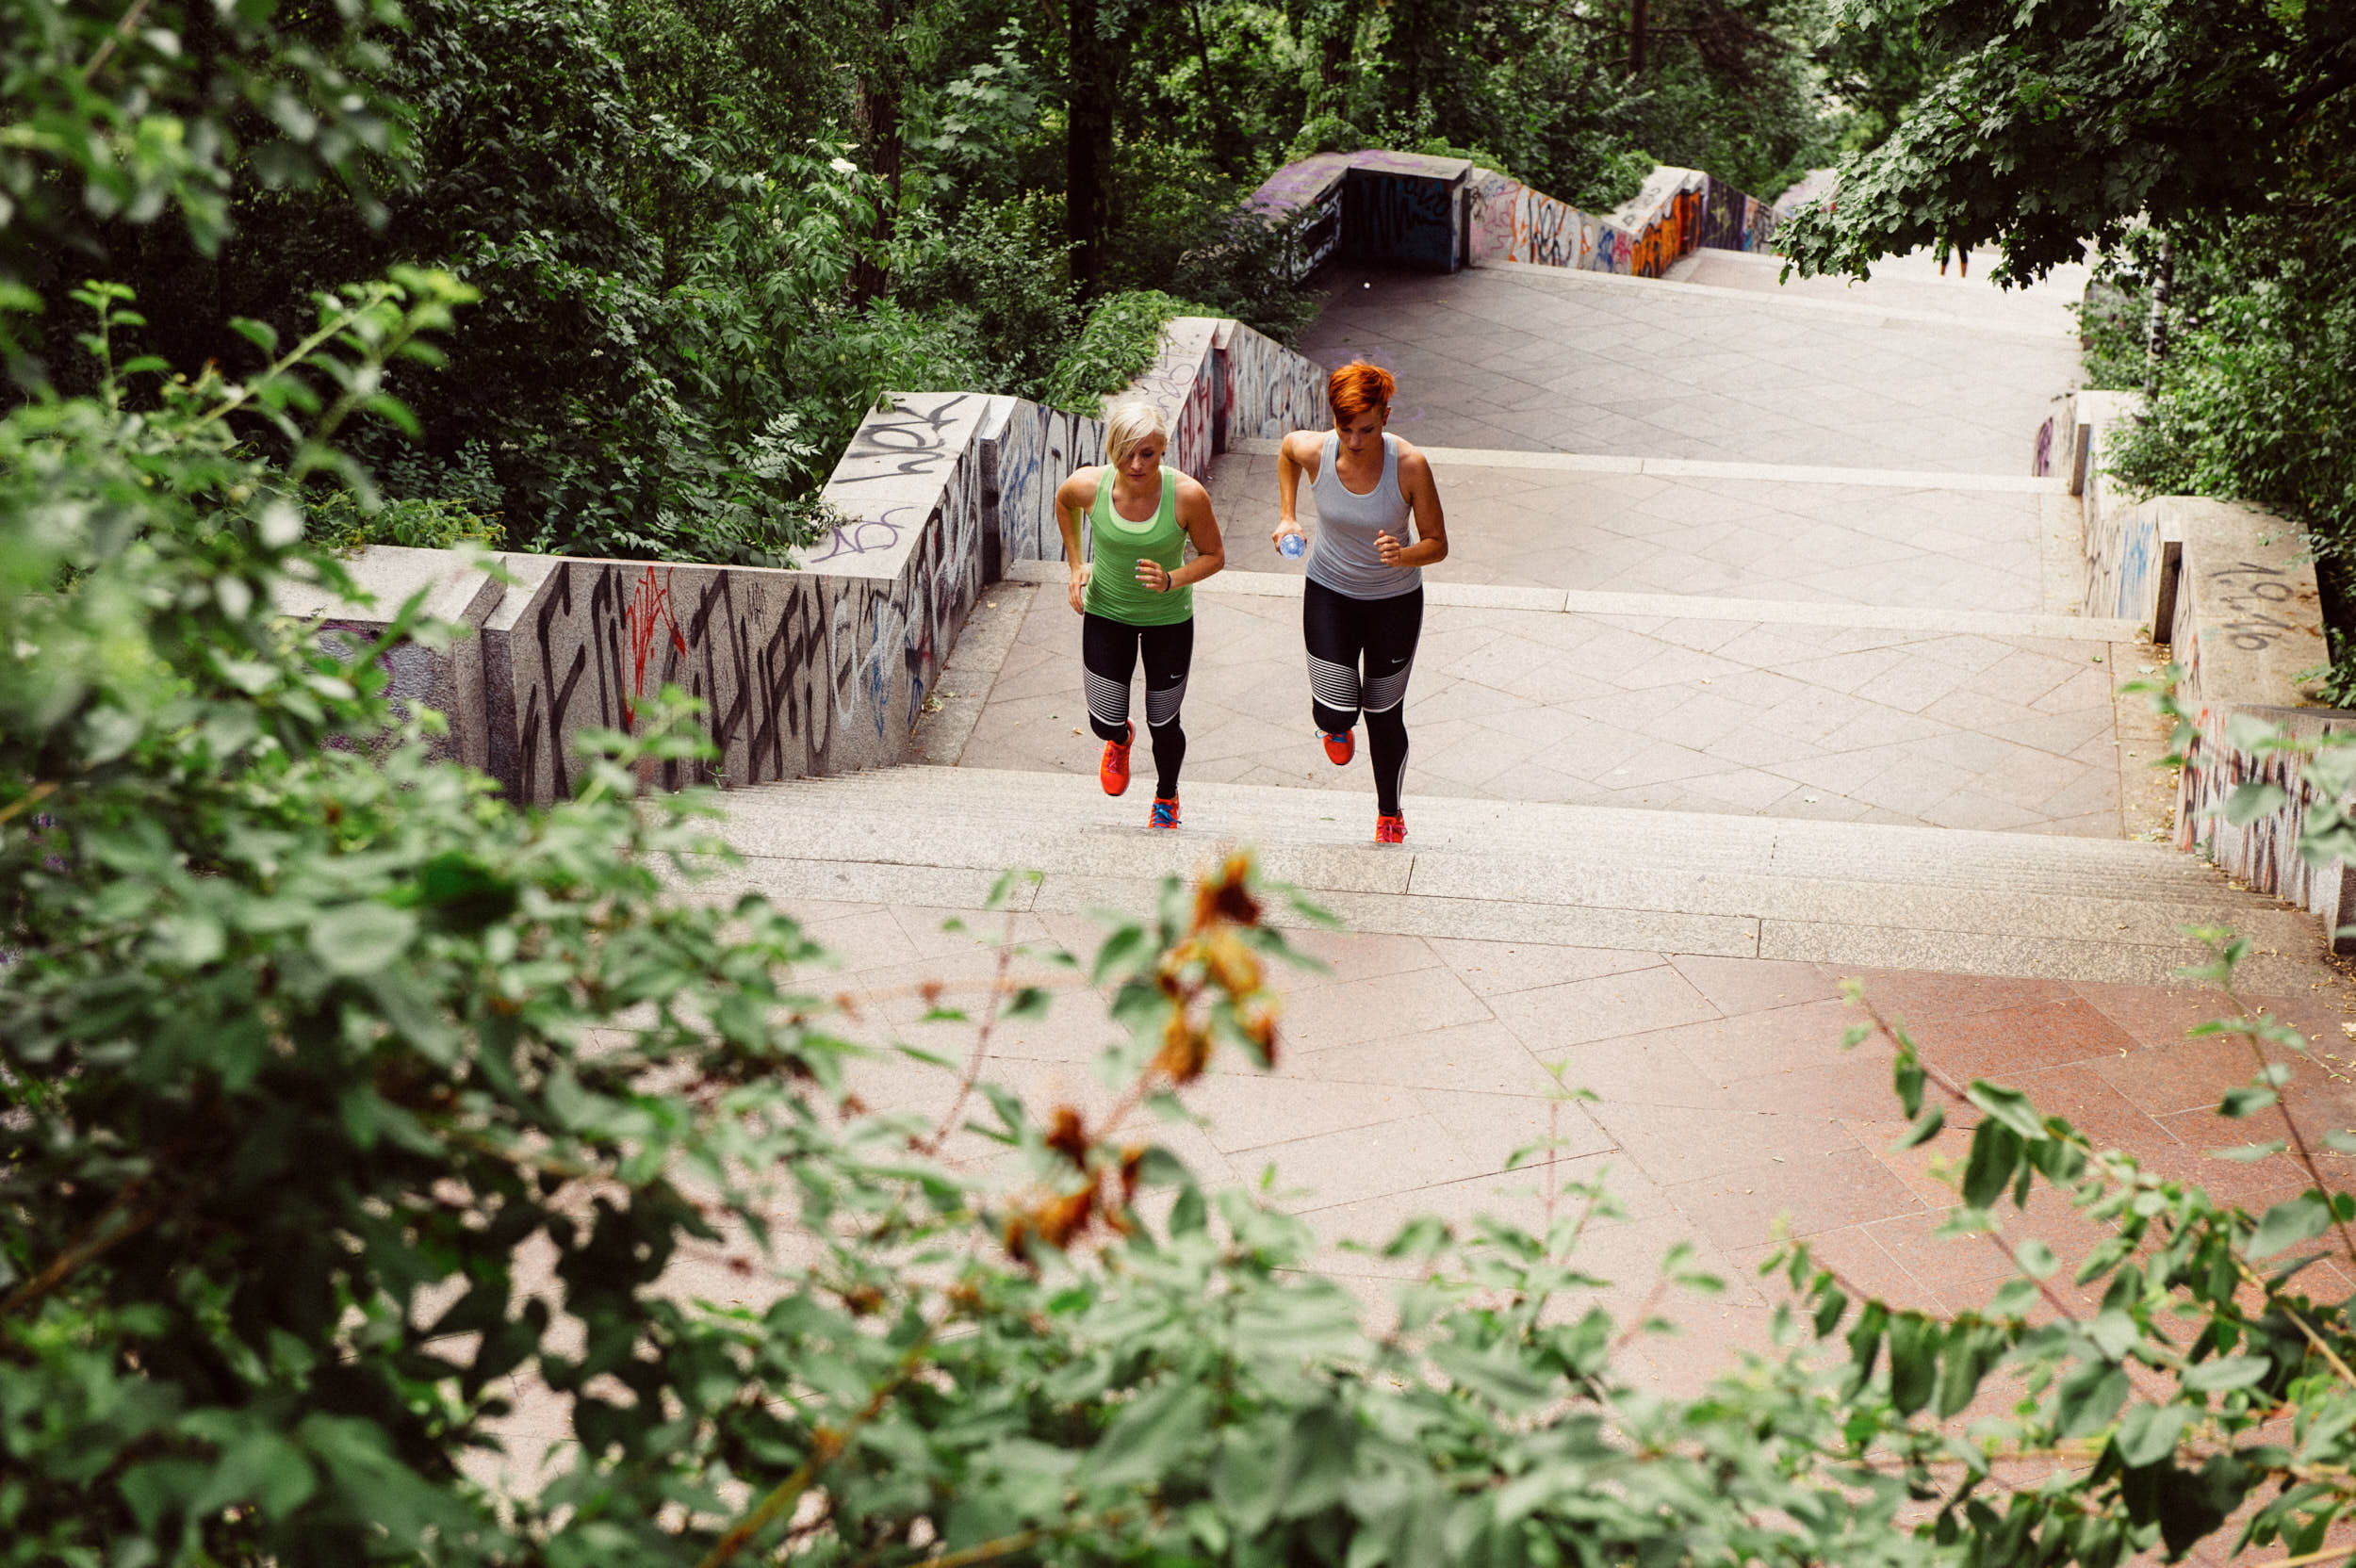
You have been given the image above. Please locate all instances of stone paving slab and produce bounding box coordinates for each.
[958,585,2135,835]
[1205,450,2060,611]
[1301,265,2083,474]
[1664,243,2091,338]
[730,890,2356,1395]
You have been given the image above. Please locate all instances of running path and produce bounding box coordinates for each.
[698,255,2356,1395]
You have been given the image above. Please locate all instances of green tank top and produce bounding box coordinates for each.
[1083,466,1191,627]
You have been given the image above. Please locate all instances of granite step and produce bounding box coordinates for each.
[703,767,2319,990]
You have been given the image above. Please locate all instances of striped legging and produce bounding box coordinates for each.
[1304,579,1424,816]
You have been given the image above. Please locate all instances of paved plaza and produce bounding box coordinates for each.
[718,894,2356,1397]
[709,252,2356,1400]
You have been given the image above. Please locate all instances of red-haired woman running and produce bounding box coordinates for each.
[1271,362,1449,843]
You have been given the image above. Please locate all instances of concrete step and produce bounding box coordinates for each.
[704,766,2321,990]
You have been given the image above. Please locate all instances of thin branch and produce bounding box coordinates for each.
[912,908,1024,1156]
[1859,1000,2084,1323]
[0,780,57,826]
[857,1510,1141,1568]
[694,1327,938,1568]
[2227,983,2356,1270]
[2249,1543,2356,1568]
[80,0,154,83]
[1,1178,170,1317]
[2240,1265,2356,1390]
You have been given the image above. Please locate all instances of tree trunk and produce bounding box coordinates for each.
[849,0,903,306]
[2143,231,2175,403]
[1067,0,1112,293]
[1629,0,1649,74]
[1186,0,1238,173]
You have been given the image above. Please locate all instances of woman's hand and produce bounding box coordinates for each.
[1376,531,1404,566]
[1135,558,1170,594]
[1271,519,1305,550]
[1067,565,1089,614]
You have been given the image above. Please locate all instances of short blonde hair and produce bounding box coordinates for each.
[1103,399,1170,468]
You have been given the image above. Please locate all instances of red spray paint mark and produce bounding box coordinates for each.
[624,565,688,728]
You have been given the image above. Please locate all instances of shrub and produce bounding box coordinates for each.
[1041,288,1216,415]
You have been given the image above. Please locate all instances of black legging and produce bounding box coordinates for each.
[1082,613,1193,798]
[1304,580,1423,816]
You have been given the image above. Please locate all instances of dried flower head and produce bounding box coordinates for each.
[1193,852,1262,930]
[1045,1104,1089,1169]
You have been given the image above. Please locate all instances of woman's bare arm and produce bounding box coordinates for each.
[1055,470,1096,613]
[1378,444,1448,568]
[1273,429,1321,547]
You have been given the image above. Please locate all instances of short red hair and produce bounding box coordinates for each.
[1327,360,1395,422]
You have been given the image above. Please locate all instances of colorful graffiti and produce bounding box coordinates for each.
[325,306,1327,806]
[2176,703,2352,929]
[477,315,1328,799]
[1459,160,1780,277]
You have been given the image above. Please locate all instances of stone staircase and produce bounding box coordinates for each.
[659,250,2356,1379]
[701,253,2338,997]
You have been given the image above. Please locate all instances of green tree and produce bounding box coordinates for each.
[1777,0,2356,283]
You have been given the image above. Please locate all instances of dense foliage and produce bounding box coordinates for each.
[1,0,1856,566]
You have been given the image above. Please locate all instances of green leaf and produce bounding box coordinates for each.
[2218,1085,2279,1118]
[2015,1237,2058,1279]
[2250,1194,2332,1259]
[2116,1402,2195,1468]
[1429,1336,1558,1413]
[1887,1313,1938,1415]
[1893,1054,1925,1117]
[1893,1103,1945,1149]
[1091,923,1149,983]
[1967,1082,2047,1140]
[1086,1380,1210,1489]
[1935,1322,2005,1418]
[1961,1120,2024,1208]
[307,902,418,975]
[2224,780,2289,825]
[2055,1361,2131,1438]
[2182,1355,2270,1392]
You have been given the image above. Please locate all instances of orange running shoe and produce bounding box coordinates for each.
[1149,795,1181,830]
[1374,812,1406,844]
[1099,722,1134,795]
[1321,728,1355,765]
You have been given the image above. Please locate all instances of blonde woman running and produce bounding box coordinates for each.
[1271,361,1448,843]
[1055,400,1225,828]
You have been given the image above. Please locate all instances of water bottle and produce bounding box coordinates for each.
[1279,531,1305,559]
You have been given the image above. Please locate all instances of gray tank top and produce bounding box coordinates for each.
[1306,431,1421,600]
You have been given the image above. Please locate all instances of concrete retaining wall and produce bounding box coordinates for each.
[2049,389,2356,948]
[2152,497,2352,948]
[278,316,1329,805]
[1251,151,1780,282]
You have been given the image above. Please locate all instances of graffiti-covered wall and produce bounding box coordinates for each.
[292,314,1330,804]
[1250,150,1781,282]
[2154,497,2353,948]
